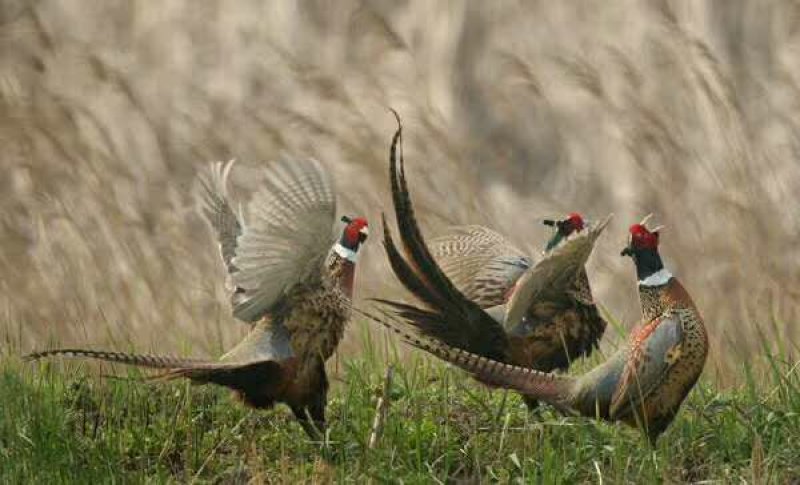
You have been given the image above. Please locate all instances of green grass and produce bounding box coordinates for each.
[1,332,799,483]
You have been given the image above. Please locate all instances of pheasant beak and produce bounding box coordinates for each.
[542,215,585,252]
[621,235,633,257]
[358,225,369,243]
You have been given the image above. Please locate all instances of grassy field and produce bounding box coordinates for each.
[2,322,799,483]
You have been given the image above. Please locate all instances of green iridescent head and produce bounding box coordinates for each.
[543,212,585,252]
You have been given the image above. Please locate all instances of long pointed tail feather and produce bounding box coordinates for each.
[354,304,574,408]
[25,348,287,402]
[24,349,208,370]
[380,114,509,361]
[387,114,472,307]
[381,213,444,310]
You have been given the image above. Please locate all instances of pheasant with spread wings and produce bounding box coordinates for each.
[27,158,369,440]
[429,216,607,375]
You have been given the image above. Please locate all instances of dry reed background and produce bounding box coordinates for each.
[1,0,799,385]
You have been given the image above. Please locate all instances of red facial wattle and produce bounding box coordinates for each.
[629,223,659,250]
[341,217,369,249]
[566,213,585,233]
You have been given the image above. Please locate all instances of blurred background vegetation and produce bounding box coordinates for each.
[1,0,798,385]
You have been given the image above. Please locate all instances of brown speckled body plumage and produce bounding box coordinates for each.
[612,278,708,439]
[431,228,606,375]
[26,158,368,439]
[506,269,606,373]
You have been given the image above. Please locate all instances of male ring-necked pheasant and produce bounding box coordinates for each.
[364,215,708,442]
[374,117,611,409]
[26,158,368,440]
[428,214,607,379]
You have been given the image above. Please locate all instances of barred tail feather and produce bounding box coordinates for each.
[26,348,287,409]
[380,113,509,361]
[354,305,574,408]
[387,114,469,306]
[380,214,443,309]
[24,349,206,370]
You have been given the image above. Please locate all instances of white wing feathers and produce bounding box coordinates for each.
[198,157,337,323]
[230,157,337,322]
[198,160,242,274]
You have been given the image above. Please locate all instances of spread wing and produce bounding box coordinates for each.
[503,215,611,331]
[609,311,685,418]
[429,225,533,308]
[198,160,243,275]
[231,157,337,322]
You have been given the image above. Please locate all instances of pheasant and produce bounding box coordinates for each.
[26,158,369,440]
[374,117,610,409]
[364,215,708,442]
[428,215,607,376]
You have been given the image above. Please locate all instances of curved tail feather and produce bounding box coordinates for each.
[355,304,574,410]
[379,115,509,361]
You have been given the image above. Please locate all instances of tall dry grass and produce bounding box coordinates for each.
[1,0,799,384]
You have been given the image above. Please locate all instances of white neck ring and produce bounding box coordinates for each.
[638,268,672,287]
[334,242,359,263]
